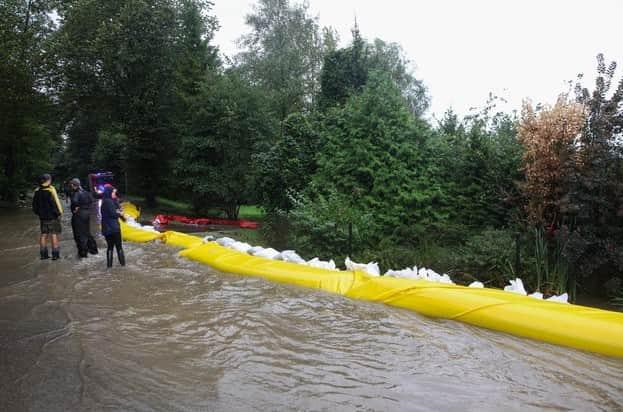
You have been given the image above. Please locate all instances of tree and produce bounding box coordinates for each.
[563,55,623,293]
[54,0,218,203]
[291,71,431,260]
[0,0,58,200]
[173,0,219,107]
[253,112,321,213]
[101,0,180,205]
[175,72,275,218]
[92,128,128,192]
[52,0,123,180]
[318,26,368,109]
[518,96,585,227]
[236,0,330,120]
[432,108,523,233]
[252,112,322,248]
[367,38,429,116]
[319,27,429,115]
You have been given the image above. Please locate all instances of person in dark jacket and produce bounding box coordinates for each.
[69,178,98,258]
[32,174,63,260]
[100,185,126,267]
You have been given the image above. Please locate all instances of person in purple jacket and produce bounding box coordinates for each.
[100,185,126,268]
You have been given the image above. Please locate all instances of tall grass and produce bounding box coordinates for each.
[533,227,570,298]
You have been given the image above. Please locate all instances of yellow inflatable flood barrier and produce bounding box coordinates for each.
[120,203,623,358]
[180,242,361,295]
[162,231,205,249]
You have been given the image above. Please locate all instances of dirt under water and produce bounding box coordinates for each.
[1,207,622,411]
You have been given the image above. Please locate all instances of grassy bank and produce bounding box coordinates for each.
[123,195,267,246]
[124,195,265,219]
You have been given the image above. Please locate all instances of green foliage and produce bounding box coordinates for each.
[236,0,330,119]
[430,104,523,234]
[104,0,180,204]
[288,71,432,261]
[366,38,429,116]
[319,28,429,114]
[319,27,368,109]
[453,229,516,287]
[288,187,375,261]
[174,0,219,99]
[53,0,218,204]
[253,112,321,213]
[530,227,570,297]
[0,0,58,200]
[175,71,275,219]
[92,128,128,191]
[562,54,623,293]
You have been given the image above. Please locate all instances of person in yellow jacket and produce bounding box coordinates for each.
[32,174,63,260]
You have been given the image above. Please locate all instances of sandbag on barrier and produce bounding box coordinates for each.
[181,241,623,358]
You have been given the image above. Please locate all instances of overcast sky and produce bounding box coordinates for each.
[212,0,623,120]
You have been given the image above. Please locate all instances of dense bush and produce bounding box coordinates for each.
[452,228,517,287]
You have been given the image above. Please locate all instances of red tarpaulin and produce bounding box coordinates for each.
[153,214,259,229]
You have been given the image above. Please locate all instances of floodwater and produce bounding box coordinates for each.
[1,208,622,412]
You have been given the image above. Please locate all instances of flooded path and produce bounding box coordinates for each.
[1,207,622,411]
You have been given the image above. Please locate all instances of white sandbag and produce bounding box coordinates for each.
[307,258,337,270]
[438,274,455,284]
[468,281,484,288]
[277,250,306,264]
[546,293,569,303]
[504,278,527,295]
[216,237,236,247]
[254,247,280,259]
[386,267,419,279]
[385,268,407,278]
[365,262,380,277]
[247,246,264,255]
[325,259,337,270]
[230,241,252,253]
[426,269,441,281]
[203,235,215,242]
[529,292,544,299]
[345,257,380,276]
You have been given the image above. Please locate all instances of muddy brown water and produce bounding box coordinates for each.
[1,208,622,411]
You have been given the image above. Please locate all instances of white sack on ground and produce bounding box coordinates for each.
[345,257,380,276]
[504,278,527,295]
[546,293,569,303]
[216,237,236,247]
[253,247,280,259]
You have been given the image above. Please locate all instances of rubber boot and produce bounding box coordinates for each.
[52,249,60,261]
[117,249,125,267]
[40,248,49,260]
[106,250,113,268]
